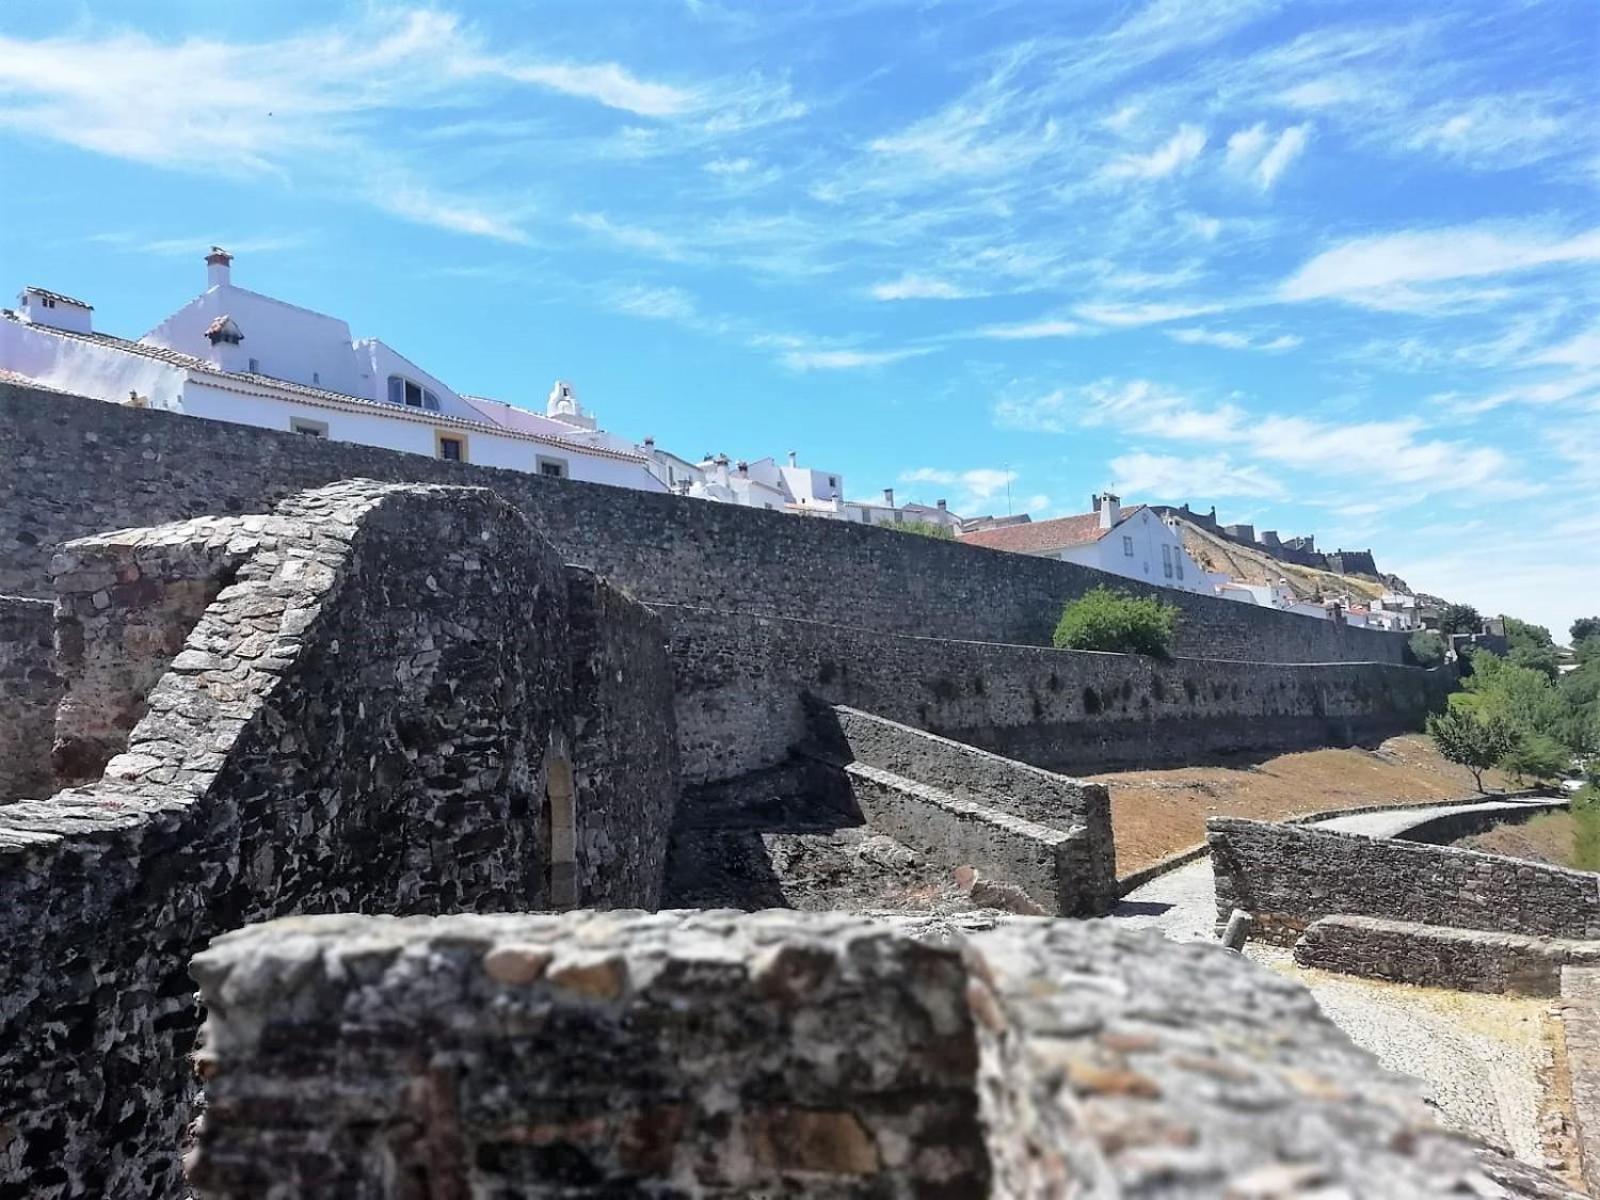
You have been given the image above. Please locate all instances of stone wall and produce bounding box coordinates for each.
[48,515,259,786]
[565,567,680,909]
[0,383,1411,666]
[809,704,1116,913]
[666,605,1453,784]
[0,594,58,800]
[1209,817,1600,946]
[1561,968,1600,1197]
[1294,915,1600,996]
[185,910,1575,1198]
[0,482,679,1197]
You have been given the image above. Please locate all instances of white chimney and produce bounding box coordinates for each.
[936,499,947,511]
[1095,492,1121,529]
[883,487,895,507]
[17,286,93,335]
[206,247,233,289]
[788,450,798,467]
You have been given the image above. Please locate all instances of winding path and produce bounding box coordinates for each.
[1108,796,1564,1165]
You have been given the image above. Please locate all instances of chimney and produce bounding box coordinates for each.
[737,460,749,477]
[936,499,947,511]
[883,487,895,507]
[788,450,798,467]
[1095,492,1120,529]
[206,246,233,289]
[643,436,655,449]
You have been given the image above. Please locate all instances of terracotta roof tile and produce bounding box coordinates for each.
[957,505,1146,553]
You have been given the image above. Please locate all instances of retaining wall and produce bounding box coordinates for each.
[0,594,58,800]
[666,605,1452,784]
[0,483,680,1198]
[184,910,1573,1198]
[1294,915,1600,996]
[1,383,1410,666]
[1209,817,1600,946]
[809,704,1116,913]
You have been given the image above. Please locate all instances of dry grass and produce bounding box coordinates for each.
[1459,810,1600,872]
[1088,734,1513,875]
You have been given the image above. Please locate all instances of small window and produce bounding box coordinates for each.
[43,296,56,308]
[537,456,567,478]
[436,433,466,462]
[1175,554,1184,580]
[828,476,837,488]
[248,357,260,373]
[1122,535,1134,557]
[290,417,328,437]
[1161,544,1173,578]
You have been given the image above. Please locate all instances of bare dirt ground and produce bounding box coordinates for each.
[1457,809,1600,872]
[1087,734,1513,875]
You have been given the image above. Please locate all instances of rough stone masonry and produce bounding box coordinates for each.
[0,482,679,1198]
[185,910,1578,1199]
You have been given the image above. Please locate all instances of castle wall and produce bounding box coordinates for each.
[184,911,1570,1198]
[0,483,679,1198]
[1208,817,1600,946]
[0,594,59,800]
[0,383,1411,666]
[662,605,1454,784]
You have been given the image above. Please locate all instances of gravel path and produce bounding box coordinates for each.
[1109,798,1557,1166]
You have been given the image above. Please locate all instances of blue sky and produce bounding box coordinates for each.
[1,1,1596,637]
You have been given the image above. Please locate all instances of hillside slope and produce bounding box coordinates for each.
[1176,519,1389,602]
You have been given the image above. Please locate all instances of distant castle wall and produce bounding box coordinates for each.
[0,385,1410,669]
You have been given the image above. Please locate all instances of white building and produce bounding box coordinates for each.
[957,494,1207,591]
[842,488,965,533]
[1,250,665,491]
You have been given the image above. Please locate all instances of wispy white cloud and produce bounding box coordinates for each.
[1279,222,1600,310]
[973,318,1087,340]
[870,274,970,301]
[781,347,930,370]
[1076,300,1224,326]
[900,466,1019,509]
[1225,122,1310,189]
[498,61,695,117]
[1168,327,1301,352]
[1110,451,1286,499]
[1100,124,1207,180]
[608,284,699,321]
[571,212,690,260]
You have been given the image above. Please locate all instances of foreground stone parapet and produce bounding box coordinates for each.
[1295,915,1600,996]
[187,911,1577,1198]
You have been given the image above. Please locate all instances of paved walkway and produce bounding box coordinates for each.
[1108,796,1564,1166]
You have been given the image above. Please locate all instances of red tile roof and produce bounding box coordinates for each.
[958,505,1146,553]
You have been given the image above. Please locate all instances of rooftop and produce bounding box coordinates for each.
[958,504,1146,553]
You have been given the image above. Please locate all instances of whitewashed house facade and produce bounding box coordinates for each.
[957,494,1206,591]
[1,250,664,490]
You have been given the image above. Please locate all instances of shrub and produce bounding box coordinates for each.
[1407,630,1446,669]
[1053,586,1178,657]
[1426,707,1518,793]
[1437,603,1483,636]
[1500,732,1570,786]
[895,520,954,540]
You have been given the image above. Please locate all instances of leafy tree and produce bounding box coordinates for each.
[1436,603,1483,636]
[1053,586,1178,657]
[1571,616,1600,645]
[1500,732,1569,786]
[1426,708,1518,793]
[895,520,954,540]
[1507,643,1560,682]
[1407,630,1446,669]
[1502,615,1554,653]
[1452,653,1568,744]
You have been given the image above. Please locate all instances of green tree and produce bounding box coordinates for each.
[1437,603,1483,636]
[1407,630,1447,668]
[1502,615,1554,653]
[895,520,954,540]
[1053,586,1178,657]
[1507,643,1560,681]
[1426,708,1518,793]
[1500,732,1569,786]
[1571,616,1600,645]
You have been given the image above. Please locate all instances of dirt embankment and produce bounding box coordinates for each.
[1456,810,1600,872]
[1087,734,1513,875]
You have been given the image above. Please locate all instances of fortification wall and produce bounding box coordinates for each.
[664,605,1452,784]
[185,911,1571,1198]
[0,483,679,1198]
[1208,817,1600,946]
[0,594,58,800]
[0,384,1410,665]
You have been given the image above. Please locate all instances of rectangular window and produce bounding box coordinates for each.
[1122,535,1134,557]
[290,417,328,437]
[537,456,567,478]
[405,380,424,408]
[436,433,466,462]
[248,358,260,373]
[1175,553,1184,580]
[1161,544,1173,578]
